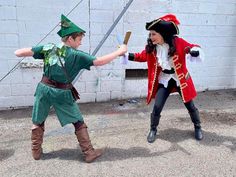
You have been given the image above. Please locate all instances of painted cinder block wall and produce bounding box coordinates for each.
[0,0,235,109]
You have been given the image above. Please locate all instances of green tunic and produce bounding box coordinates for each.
[31,44,96,126]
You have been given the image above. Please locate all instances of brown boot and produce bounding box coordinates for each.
[75,123,103,163]
[31,124,44,160]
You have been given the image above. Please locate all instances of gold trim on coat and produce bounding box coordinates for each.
[172,55,178,62]
[175,63,182,70]
[172,55,186,103]
[178,73,185,80]
[180,82,188,90]
[148,58,158,103]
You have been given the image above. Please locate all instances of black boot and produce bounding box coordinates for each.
[189,109,203,140]
[147,114,160,143]
[194,124,203,140]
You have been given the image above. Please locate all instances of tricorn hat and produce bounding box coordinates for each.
[146,14,180,37]
[57,14,86,38]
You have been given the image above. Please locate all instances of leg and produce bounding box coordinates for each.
[176,86,203,140]
[53,102,102,163]
[31,92,51,160]
[53,101,103,163]
[184,100,203,140]
[147,84,170,143]
[73,121,103,163]
[31,122,45,160]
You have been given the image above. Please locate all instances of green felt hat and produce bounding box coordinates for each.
[57,14,86,38]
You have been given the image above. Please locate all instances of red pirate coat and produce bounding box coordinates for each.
[129,37,199,104]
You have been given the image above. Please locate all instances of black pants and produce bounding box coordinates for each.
[152,79,198,121]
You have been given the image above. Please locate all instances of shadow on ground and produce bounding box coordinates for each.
[0,149,15,161]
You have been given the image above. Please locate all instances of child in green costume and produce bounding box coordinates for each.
[15,14,127,163]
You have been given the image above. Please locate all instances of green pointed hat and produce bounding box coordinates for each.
[57,14,86,38]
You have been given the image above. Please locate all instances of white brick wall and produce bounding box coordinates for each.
[0,0,235,109]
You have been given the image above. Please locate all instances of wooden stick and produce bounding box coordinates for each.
[123,31,132,44]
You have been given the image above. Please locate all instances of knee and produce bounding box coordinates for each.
[73,120,85,131]
[152,105,162,116]
[31,122,45,130]
[186,101,198,113]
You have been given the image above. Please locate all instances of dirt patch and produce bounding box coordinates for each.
[200,111,236,126]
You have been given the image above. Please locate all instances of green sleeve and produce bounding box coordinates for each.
[75,50,96,70]
[31,45,44,59]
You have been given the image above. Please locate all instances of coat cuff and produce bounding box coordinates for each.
[128,53,135,61]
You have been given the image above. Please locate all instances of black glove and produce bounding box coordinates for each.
[189,50,199,57]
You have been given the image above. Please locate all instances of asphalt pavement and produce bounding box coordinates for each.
[0,89,236,177]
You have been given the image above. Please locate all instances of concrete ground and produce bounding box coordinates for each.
[0,89,236,177]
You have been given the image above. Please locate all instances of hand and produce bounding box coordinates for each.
[117,44,127,56]
[189,50,200,57]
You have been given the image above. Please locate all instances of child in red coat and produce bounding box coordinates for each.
[128,14,204,142]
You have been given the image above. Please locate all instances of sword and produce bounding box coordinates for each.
[117,31,132,65]
[123,31,131,45]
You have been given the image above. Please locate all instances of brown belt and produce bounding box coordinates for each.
[41,76,72,89]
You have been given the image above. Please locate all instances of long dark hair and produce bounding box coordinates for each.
[145,34,156,53]
[145,33,177,57]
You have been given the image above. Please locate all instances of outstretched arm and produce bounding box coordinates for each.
[93,44,127,66]
[14,48,34,57]
[177,37,204,62]
[128,49,148,62]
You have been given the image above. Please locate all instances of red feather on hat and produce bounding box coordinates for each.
[159,14,180,25]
